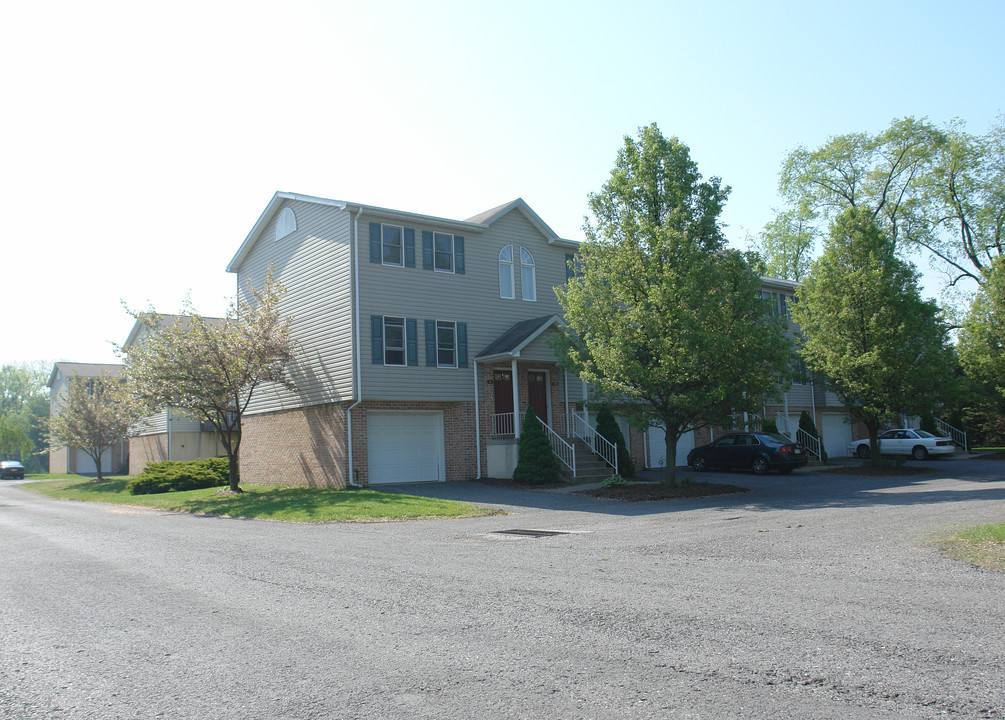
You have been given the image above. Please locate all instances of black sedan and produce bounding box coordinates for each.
[687,432,808,475]
[0,460,25,479]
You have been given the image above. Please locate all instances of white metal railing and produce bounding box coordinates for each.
[936,417,967,450]
[570,411,618,472]
[776,412,823,460]
[493,412,514,436]
[536,416,576,475]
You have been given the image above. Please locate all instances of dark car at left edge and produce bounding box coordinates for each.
[687,432,808,475]
[0,460,25,479]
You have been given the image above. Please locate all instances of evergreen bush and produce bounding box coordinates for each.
[128,457,230,495]
[798,411,827,461]
[512,407,559,485]
[761,417,779,434]
[594,405,635,477]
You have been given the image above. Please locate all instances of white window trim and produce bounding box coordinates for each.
[381,223,405,268]
[275,207,297,242]
[435,320,457,369]
[520,247,536,302]
[499,245,514,299]
[433,232,455,274]
[383,315,406,367]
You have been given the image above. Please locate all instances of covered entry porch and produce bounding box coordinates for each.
[474,315,617,480]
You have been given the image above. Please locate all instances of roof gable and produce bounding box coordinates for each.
[227,193,578,274]
[476,315,565,361]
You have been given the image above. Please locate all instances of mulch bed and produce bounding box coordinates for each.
[575,481,750,502]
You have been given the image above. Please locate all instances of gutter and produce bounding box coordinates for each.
[345,204,364,488]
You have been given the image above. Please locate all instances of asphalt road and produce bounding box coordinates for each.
[1,458,1003,719]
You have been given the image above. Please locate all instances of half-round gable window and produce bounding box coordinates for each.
[519,247,536,301]
[275,207,297,242]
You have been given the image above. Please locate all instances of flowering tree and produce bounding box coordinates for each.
[47,372,142,480]
[123,275,295,492]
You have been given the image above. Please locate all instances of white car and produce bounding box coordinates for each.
[848,429,955,460]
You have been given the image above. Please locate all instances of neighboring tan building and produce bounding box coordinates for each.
[47,362,130,475]
[122,316,230,475]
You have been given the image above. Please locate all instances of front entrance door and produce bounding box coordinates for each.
[528,370,548,424]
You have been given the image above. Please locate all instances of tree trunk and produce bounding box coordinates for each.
[662,430,678,485]
[93,449,104,482]
[227,452,241,492]
[866,419,881,468]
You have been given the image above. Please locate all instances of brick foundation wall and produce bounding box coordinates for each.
[49,446,68,475]
[130,435,167,476]
[241,403,349,487]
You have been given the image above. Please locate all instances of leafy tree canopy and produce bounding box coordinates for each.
[765,116,1005,299]
[791,208,954,465]
[46,372,142,480]
[123,274,295,491]
[557,123,792,484]
[958,256,1005,402]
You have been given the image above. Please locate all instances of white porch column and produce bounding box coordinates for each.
[512,358,520,438]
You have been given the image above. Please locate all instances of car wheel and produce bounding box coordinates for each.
[856,445,870,459]
[912,445,929,461]
[691,455,707,472]
[752,456,770,475]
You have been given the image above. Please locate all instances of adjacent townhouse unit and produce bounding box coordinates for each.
[122,315,230,475]
[47,362,130,475]
[227,192,608,487]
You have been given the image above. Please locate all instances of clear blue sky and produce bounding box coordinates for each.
[2,0,1002,367]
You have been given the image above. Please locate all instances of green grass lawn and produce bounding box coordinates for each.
[939,521,1005,571]
[20,477,499,523]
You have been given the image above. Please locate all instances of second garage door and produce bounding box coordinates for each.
[367,411,445,484]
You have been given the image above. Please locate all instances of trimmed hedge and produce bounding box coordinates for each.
[128,457,230,495]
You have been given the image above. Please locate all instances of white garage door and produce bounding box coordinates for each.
[73,447,113,475]
[647,427,694,468]
[367,411,445,484]
[821,413,853,458]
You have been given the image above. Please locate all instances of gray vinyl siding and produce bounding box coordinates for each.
[132,409,168,436]
[360,209,574,401]
[236,199,354,414]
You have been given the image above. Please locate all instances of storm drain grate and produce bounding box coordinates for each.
[492,529,571,538]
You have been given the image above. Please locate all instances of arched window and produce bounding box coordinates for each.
[499,245,514,299]
[520,247,536,301]
[275,207,297,242]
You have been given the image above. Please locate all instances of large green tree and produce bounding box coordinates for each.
[0,361,50,471]
[791,209,954,465]
[557,123,792,484]
[47,371,143,480]
[766,116,1005,296]
[123,275,295,492]
[958,256,1005,402]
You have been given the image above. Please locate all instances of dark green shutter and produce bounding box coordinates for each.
[566,253,575,281]
[422,231,434,270]
[406,318,418,366]
[371,316,383,363]
[404,228,416,267]
[455,236,465,274]
[369,223,381,263]
[457,323,468,368]
[425,320,437,366]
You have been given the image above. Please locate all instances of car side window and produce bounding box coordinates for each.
[714,437,735,447]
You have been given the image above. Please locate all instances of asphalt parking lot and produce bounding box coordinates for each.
[1,457,1003,719]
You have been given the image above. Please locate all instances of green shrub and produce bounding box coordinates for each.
[602,474,627,488]
[761,418,779,434]
[594,405,635,478]
[799,410,828,461]
[129,457,230,495]
[512,407,559,485]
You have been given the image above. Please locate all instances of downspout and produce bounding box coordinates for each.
[346,205,364,487]
[473,360,481,479]
[167,408,172,461]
